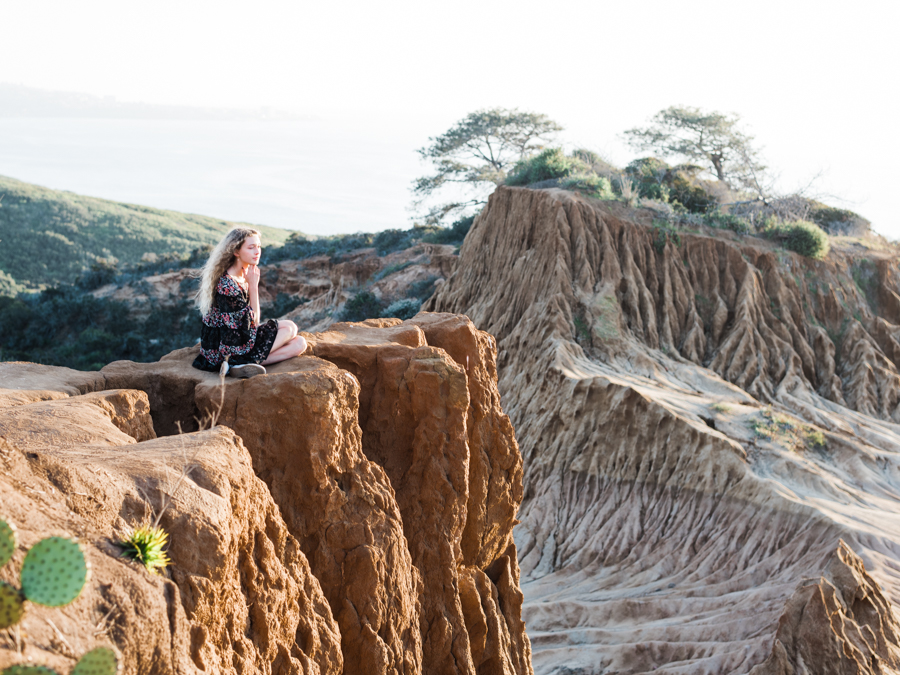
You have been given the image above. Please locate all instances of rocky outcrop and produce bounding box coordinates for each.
[750,542,900,675]
[427,186,900,673]
[0,393,341,675]
[0,314,531,675]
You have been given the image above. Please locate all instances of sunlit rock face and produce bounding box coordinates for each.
[427,186,900,674]
[0,312,532,675]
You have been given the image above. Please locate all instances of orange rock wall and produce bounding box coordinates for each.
[0,313,531,675]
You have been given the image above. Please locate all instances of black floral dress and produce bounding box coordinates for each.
[192,274,279,372]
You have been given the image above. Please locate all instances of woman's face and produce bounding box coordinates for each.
[235,235,262,266]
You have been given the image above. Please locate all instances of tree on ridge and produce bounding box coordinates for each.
[623,106,767,197]
[412,108,562,224]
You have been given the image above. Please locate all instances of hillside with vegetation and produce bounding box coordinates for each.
[0,200,471,369]
[0,175,291,294]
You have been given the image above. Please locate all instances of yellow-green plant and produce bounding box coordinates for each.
[117,524,170,575]
[748,409,827,452]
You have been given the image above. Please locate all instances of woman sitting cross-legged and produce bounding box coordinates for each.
[191,227,306,378]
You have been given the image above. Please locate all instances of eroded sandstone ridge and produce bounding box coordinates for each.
[0,315,531,675]
[426,186,900,674]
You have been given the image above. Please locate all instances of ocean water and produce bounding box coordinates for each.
[0,117,430,236]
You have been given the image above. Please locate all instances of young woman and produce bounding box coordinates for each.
[191,227,307,377]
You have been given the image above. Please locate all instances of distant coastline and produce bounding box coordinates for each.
[0,115,422,235]
[0,82,312,120]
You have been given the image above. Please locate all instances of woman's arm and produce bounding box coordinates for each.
[246,264,261,326]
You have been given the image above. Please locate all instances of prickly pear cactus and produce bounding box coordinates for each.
[71,647,119,675]
[0,518,16,567]
[0,580,25,629]
[20,536,89,607]
[0,666,59,675]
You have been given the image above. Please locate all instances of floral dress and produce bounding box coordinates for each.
[191,274,279,371]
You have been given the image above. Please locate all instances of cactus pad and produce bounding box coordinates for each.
[20,536,89,607]
[71,647,120,675]
[0,666,59,675]
[0,518,16,567]
[0,581,25,629]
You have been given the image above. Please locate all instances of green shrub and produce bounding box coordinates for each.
[265,292,303,317]
[571,149,617,174]
[704,210,750,235]
[652,223,681,254]
[421,214,475,245]
[339,291,384,322]
[0,286,198,369]
[804,428,826,450]
[75,260,118,290]
[268,226,457,264]
[505,148,589,186]
[267,232,377,263]
[767,220,830,259]
[561,174,615,200]
[668,173,715,213]
[382,298,421,320]
[808,203,870,236]
[625,157,670,201]
[374,262,413,281]
[373,229,415,255]
[406,275,440,301]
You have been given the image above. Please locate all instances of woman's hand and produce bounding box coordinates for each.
[246,264,261,326]
[246,264,260,290]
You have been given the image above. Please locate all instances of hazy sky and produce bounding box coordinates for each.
[2,0,899,235]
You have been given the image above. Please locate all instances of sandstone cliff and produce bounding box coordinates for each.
[426,186,900,674]
[0,314,532,675]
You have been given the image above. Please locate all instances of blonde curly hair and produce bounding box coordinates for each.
[194,227,260,315]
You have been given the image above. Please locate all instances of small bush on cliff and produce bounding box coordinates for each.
[505,148,589,186]
[668,171,716,213]
[766,220,830,259]
[625,157,670,201]
[704,210,750,235]
[382,298,421,320]
[339,291,429,323]
[808,202,870,236]
[421,214,475,245]
[561,174,615,200]
[339,291,384,322]
[572,148,617,175]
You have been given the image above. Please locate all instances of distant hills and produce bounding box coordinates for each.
[0,83,309,120]
[0,175,291,294]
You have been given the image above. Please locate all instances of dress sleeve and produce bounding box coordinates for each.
[214,276,255,328]
[214,276,242,309]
